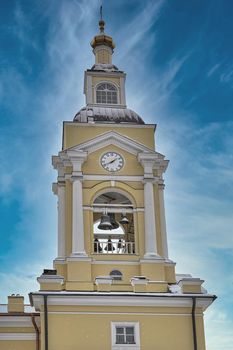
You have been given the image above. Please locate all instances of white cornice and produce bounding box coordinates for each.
[83,175,144,182]
[64,121,156,130]
[0,333,36,340]
[31,293,215,312]
[0,316,35,327]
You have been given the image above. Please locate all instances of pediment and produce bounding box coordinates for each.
[66,131,154,156]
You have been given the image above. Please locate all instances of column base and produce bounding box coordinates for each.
[143,252,163,260]
[68,253,91,262]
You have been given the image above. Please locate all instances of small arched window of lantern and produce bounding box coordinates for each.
[96,83,118,104]
[110,270,123,281]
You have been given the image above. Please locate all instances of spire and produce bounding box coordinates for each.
[91,7,115,65]
[99,5,105,33]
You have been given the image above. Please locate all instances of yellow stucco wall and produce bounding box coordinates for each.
[38,308,206,350]
[63,123,155,151]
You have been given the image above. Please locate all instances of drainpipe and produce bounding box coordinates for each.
[44,295,48,350]
[31,315,40,350]
[191,296,197,350]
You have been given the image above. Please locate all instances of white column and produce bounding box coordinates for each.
[71,176,87,256]
[143,180,158,258]
[158,183,169,259]
[57,182,66,259]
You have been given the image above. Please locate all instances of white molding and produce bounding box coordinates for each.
[72,177,87,256]
[0,333,36,340]
[95,276,113,285]
[31,294,214,311]
[83,175,144,182]
[140,258,166,264]
[94,80,120,105]
[91,260,140,265]
[85,70,126,78]
[48,311,203,316]
[64,121,155,129]
[37,275,64,285]
[57,183,66,258]
[158,185,169,259]
[143,181,158,256]
[0,316,33,327]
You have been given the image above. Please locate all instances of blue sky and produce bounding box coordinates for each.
[0,0,233,348]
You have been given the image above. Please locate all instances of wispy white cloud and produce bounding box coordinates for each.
[220,66,233,84]
[207,62,222,77]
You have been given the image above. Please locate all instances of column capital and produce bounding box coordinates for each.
[138,153,157,177]
[143,177,159,184]
[158,180,165,190]
[67,150,88,172]
[58,180,66,187]
[71,174,83,182]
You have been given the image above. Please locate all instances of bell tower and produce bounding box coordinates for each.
[30,14,216,350]
[44,14,174,293]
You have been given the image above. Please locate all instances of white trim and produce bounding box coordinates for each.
[37,275,64,284]
[111,321,140,350]
[140,258,166,264]
[83,175,144,182]
[31,294,214,311]
[64,121,155,129]
[120,76,126,106]
[143,181,158,257]
[85,70,126,78]
[158,184,169,259]
[0,333,36,340]
[47,311,203,316]
[57,183,66,258]
[0,316,34,327]
[92,260,140,265]
[94,81,120,105]
[83,206,144,213]
[71,177,87,257]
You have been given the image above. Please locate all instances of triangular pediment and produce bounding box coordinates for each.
[66,131,154,156]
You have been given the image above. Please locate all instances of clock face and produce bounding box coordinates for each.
[100,152,124,172]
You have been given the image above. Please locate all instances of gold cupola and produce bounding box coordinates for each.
[91,18,115,64]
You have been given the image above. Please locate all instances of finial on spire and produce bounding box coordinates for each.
[99,5,105,33]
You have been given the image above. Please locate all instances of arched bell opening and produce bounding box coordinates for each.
[92,191,135,254]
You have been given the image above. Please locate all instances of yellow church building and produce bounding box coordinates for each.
[0,17,216,350]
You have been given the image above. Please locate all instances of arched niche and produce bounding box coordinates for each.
[92,190,135,255]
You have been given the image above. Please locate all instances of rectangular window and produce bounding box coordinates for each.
[111,322,140,350]
[116,326,135,344]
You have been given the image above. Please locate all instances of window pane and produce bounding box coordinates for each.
[126,327,134,335]
[116,327,124,335]
[126,335,135,344]
[96,83,118,104]
[116,335,125,344]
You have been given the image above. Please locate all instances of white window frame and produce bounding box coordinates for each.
[95,81,119,105]
[111,322,140,350]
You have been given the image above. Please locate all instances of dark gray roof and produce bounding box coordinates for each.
[73,106,145,124]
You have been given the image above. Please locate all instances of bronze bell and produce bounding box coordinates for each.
[98,214,113,230]
[119,214,129,225]
[109,213,119,230]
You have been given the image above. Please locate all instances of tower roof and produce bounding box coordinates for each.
[73,106,145,124]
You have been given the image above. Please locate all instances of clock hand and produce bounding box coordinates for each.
[105,156,119,165]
